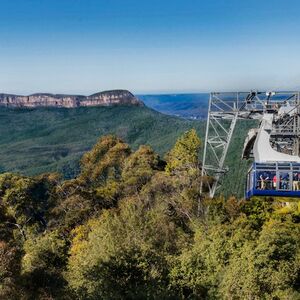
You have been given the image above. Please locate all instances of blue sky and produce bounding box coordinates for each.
[1,0,300,94]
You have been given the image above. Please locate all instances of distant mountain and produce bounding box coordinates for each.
[0,89,143,108]
[138,93,209,119]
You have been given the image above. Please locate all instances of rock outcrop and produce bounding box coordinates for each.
[0,90,143,108]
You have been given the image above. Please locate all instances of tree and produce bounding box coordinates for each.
[170,198,257,299]
[21,230,69,299]
[121,145,162,195]
[0,173,51,239]
[66,197,187,299]
[220,219,300,299]
[163,129,203,219]
[49,178,99,231]
[0,241,21,299]
[165,128,201,175]
[0,203,13,242]
[80,135,131,186]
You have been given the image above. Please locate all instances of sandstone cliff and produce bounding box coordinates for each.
[0,90,143,108]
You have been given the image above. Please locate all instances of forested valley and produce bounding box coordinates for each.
[1,129,300,299]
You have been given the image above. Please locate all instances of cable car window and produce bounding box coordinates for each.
[293,165,300,172]
[256,171,276,190]
[278,164,291,170]
[256,165,276,171]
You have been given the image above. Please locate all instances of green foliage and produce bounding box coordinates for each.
[241,196,275,229]
[1,132,300,299]
[220,220,300,299]
[21,230,69,299]
[49,177,105,233]
[0,205,13,242]
[80,135,131,185]
[122,145,161,194]
[0,173,52,238]
[166,128,201,174]
[170,212,255,299]
[170,197,300,300]
[0,106,205,178]
[0,241,21,299]
[50,136,133,231]
[66,198,184,299]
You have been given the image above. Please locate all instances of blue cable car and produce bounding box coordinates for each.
[246,162,300,199]
[243,111,300,199]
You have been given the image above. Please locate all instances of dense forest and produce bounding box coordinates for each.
[0,106,205,177]
[1,129,300,299]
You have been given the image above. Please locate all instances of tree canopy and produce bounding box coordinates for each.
[1,130,300,299]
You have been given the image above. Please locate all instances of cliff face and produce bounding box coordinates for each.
[0,90,143,108]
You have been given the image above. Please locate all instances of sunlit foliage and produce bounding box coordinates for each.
[0,131,300,299]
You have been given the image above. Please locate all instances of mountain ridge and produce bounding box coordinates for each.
[0,89,143,108]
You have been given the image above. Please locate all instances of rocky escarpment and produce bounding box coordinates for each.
[0,90,143,108]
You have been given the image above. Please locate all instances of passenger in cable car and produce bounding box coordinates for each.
[259,173,269,190]
[292,172,300,191]
[259,174,265,189]
[293,172,298,191]
[266,173,273,190]
[272,174,277,189]
[280,173,289,190]
[285,173,290,190]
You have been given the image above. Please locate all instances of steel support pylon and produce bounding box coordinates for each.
[200,93,239,198]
